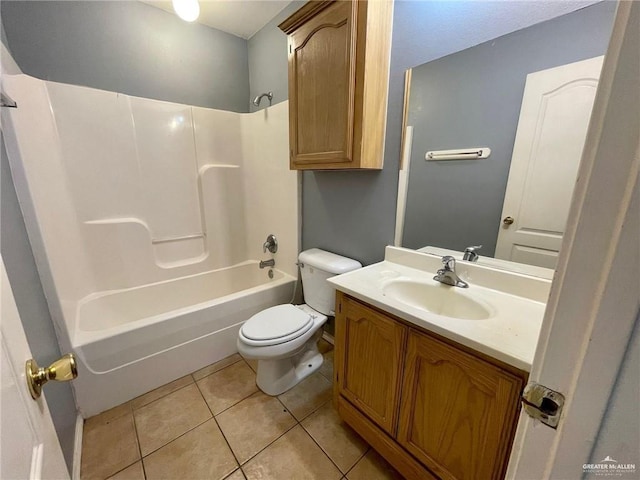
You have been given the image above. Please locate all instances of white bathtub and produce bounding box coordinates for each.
[72,262,295,417]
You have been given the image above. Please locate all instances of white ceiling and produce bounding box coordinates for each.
[140,0,295,39]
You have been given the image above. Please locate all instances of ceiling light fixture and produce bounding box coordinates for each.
[172,0,200,22]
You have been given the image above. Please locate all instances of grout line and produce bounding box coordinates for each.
[299,423,346,476]
[212,414,242,471]
[289,395,332,423]
[343,448,371,478]
[130,409,147,479]
[192,357,244,382]
[208,387,260,417]
[135,382,215,459]
[194,376,244,472]
[139,416,213,459]
[131,381,194,412]
[103,459,140,480]
[236,421,299,467]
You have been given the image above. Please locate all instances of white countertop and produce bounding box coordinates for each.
[328,247,551,372]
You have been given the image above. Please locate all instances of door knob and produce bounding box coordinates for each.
[503,216,515,225]
[26,353,78,400]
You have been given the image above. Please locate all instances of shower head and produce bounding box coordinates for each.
[253,92,273,107]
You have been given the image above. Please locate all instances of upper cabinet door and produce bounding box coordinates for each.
[289,1,356,167]
[280,1,393,170]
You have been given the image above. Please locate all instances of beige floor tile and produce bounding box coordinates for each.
[301,403,369,473]
[193,353,243,380]
[143,419,237,480]
[130,375,193,410]
[81,410,140,479]
[225,468,246,480]
[105,461,144,480]
[134,383,211,456]
[243,425,342,480]
[319,349,334,381]
[346,449,404,480]
[196,361,258,414]
[216,391,296,464]
[85,402,132,429]
[278,372,332,420]
[244,358,259,373]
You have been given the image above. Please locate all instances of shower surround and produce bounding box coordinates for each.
[3,72,299,416]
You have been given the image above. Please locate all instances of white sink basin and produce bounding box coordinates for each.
[382,279,493,320]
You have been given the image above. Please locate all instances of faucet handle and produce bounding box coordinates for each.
[463,245,482,262]
[442,255,456,270]
[263,234,278,254]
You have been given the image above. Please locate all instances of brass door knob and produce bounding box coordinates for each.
[26,353,78,400]
[503,216,515,226]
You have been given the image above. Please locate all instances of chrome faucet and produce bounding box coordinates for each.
[259,259,275,269]
[433,256,469,288]
[263,234,278,254]
[463,245,482,262]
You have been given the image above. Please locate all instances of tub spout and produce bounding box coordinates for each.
[260,259,275,269]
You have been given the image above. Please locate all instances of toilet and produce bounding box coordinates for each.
[237,248,362,395]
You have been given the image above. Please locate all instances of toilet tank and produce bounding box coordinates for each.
[298,248,362,315]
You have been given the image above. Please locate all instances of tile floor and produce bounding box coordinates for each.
[81,339,404,480]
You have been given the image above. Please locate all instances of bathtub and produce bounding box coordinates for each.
[71,261,295,417]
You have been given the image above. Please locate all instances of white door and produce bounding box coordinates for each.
[508,1,639,478]
[0,257,69,480]
[495,56,604,268]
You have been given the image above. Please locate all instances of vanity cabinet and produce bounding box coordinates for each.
[334,291,527,480]
[335,295,407,435]
[397,330,524,480]
[278,0,393,170]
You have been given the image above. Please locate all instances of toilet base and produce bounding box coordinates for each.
[255,333,324,396]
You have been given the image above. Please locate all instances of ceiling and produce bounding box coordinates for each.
[140,0,295,39]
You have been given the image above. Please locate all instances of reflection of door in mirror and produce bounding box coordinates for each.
[495,56,603,269]
[398,1,616,272]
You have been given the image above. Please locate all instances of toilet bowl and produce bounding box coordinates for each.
[236,248,361,396]
[237,304,327,395]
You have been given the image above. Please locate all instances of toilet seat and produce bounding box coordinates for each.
[240,304,314,346]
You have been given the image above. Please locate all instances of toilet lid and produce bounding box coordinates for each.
[241,304,314,344]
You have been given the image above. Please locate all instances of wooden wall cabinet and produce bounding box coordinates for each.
[334,292,527,480]
[279,0,393,170]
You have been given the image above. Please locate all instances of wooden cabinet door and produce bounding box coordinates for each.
[287,1,356,167]
[335,295,407,435]
[397,330,524,480]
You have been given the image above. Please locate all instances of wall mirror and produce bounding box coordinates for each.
[395,2,615,276]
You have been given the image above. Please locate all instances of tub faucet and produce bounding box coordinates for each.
[260,259,275,269]
[263,234,278,254]
[433,256,469,288]
[463,245,482,262]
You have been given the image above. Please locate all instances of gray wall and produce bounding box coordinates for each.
[1,134,77,473]
[248,2,302,113]
[587,310,640,475]
[1,1,250,112]
[299,0,607,266]
[402,1,616,255]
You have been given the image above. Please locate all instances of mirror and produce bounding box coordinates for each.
[396,2,615,274]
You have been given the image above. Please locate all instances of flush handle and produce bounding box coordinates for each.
[26,353,78,400]
[521,382,564,429]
